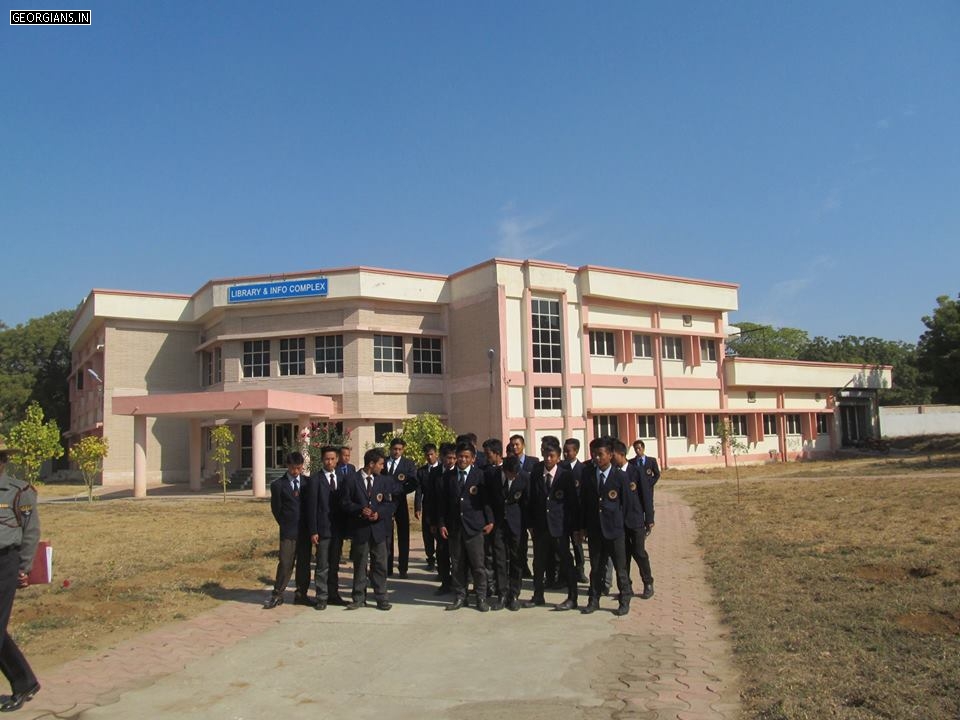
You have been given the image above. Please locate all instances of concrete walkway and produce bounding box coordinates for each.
[19,490,740,720]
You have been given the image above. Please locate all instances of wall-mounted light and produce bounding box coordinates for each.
[86,368,103,385]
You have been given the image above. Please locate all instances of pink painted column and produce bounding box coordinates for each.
[133,415,147,498]
[298,414,311,468]
[252,410,267,498]
[189,419,202,492]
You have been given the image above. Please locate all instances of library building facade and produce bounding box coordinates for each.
[68,258,891,497]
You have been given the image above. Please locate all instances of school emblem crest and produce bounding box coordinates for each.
[397,473,406,482]
[629,482,637,491]
[608,490,618,500]
[514,491,522,500]
[646,468,654,476]
[468,484,478,496]
[376,493,384,502]
[555,490,564,500]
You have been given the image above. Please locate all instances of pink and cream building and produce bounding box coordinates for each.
[68,258,891,497]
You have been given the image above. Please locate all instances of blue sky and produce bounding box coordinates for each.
[2,1,957,342]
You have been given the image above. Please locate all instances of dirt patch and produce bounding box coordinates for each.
[852,564,905,582]
[895,611,960,636]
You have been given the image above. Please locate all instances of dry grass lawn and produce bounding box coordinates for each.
[681,458,960,720]
[13,495,278,672]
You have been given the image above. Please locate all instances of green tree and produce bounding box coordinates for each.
[727,322,810,359]
[917,293,960,404]
[800,335,932,405]
[709,419,749,503]
[6,402,64,485]
[0,309,74,438]
[211,425,235,502]
[72,435,109,502]
[299,422,350,477]
[382,413,457,467]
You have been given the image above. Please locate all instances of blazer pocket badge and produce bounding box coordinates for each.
[554,490,564,500]
[397,473,406,482]
[608,490,618,500]
[376,493,384,502]
[514,491,522,500]
[646,469,654,476]
[629,482,637,491]
[468,485,478,496]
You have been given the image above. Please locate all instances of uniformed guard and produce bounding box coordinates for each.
[0,445,41,712]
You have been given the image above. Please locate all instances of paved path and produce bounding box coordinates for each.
[19,489,740,720]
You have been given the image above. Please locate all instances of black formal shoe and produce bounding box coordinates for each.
[507,597,521,612]
[521,595,545,608]
[315,600,327,611]
[294,594,318,607]
[263,595,283,609]
[554,598,577,611]
[581,601,600,615]
[577,573,589,584]
[345,600,365,610]
[489,597,504,611]
[445,597,466,611]
[615,598,631,616]
[398,571,408,579]
[0,683,40,713]
[426,558,435,571]
[376,600,392,611]
[477,598,490,612]
[434,584,452,596]
[328,595,348,606]
[640,582,654,600]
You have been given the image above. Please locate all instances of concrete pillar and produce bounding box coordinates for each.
[252,410,267,498]
[133,415,147,498]
[189,419,202,492]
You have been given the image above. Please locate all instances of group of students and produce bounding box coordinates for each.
[266,432,658,615]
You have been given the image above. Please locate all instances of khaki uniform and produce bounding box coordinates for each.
[0,471,40,695]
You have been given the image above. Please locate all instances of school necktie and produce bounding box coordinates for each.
[328,472,336,490]
[598,471,605,494]
[366,477,372,497]
[292,477,300,494]
[458,470,466,493]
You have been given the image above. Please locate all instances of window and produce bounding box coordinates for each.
[786,414,802,435]
[279,337,306,376]
[593,415,619,439]
[763,414,778,435]
[816,414,831,435]
[534,386,562,411]
[203,347,223,386]
[412,337,442,375]
[730,414,748,436]
[589,331,615,357]
[374,335,404,373]
[76,368,84,391]
[700,338,717,361]
[633,334,652,358]
[531,298,562,373]
[240,422,299,469]
[374,423,393,443]
[315,335,344,374]
[704,414,722,437]
[666,415,687,438]
[637,415,657,439]
[662,336,684,360]
[243,340,270,378]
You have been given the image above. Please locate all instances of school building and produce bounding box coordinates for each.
[67,258,891,497]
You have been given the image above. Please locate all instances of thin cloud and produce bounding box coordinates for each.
[494,207,573,259]
[876,117,891,130]
[770,255,836,302]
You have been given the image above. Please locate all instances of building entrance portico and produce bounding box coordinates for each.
[112,389,336,498]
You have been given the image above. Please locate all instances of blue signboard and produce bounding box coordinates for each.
[227,278,329,304]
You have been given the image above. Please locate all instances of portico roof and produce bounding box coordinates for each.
[111,389,336,421]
